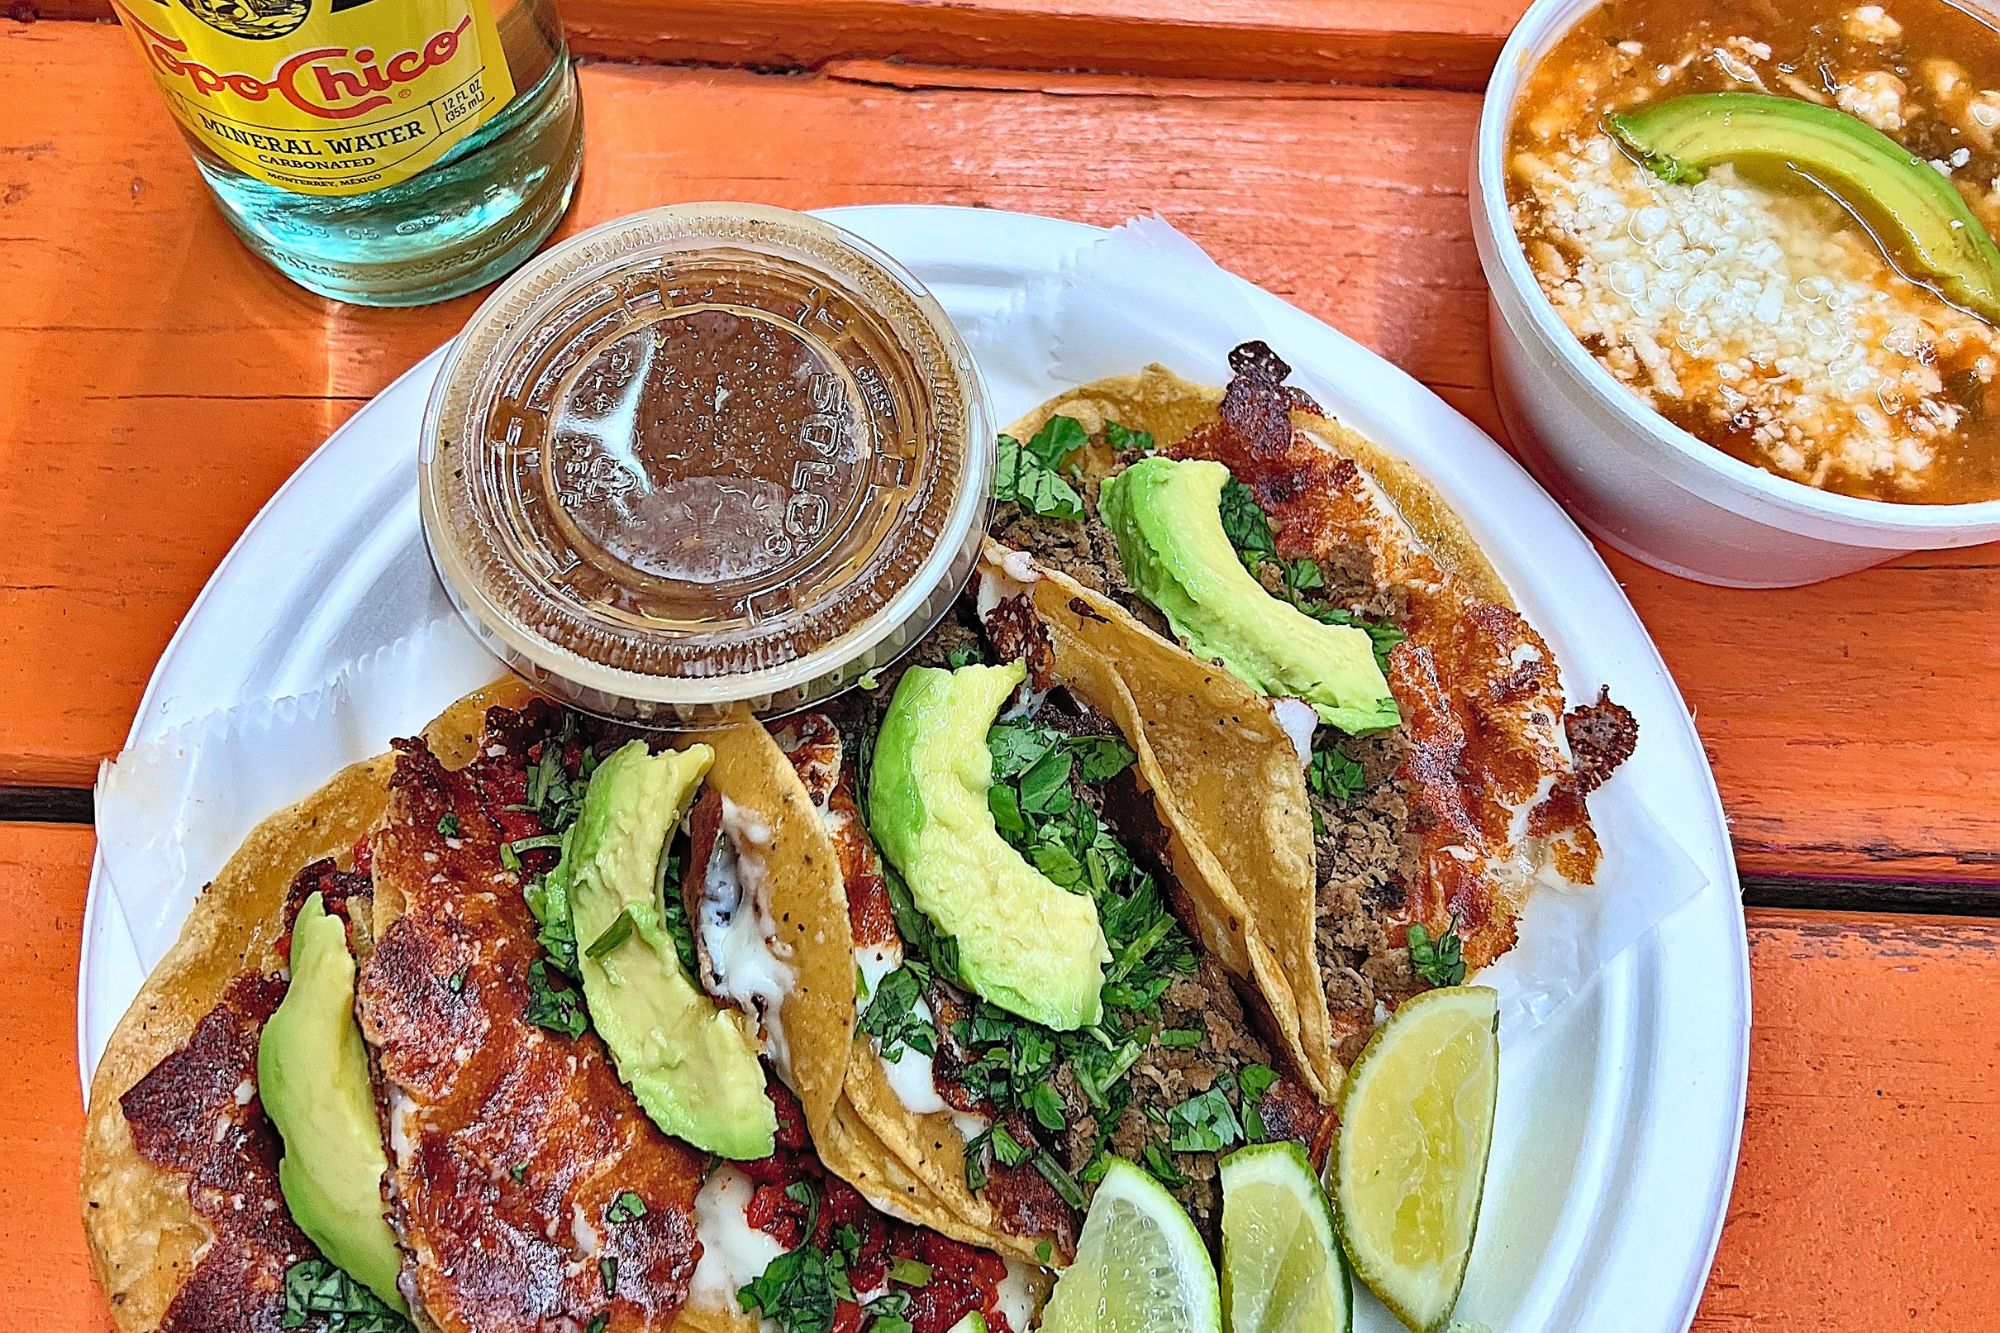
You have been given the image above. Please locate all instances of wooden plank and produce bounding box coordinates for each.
[20,1,1530,88]
[1696,910,2000,1331]
[1,24,1995,886]
[8,826,1993,1328]
[0,824,115,1332]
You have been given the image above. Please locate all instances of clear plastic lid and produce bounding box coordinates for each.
[420,203,994,723]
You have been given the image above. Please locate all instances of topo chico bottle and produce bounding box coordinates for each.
[109,0,583,306]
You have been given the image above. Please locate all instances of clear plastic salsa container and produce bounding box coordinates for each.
[420,203,995,722]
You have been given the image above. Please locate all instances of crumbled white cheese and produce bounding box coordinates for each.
[1837,70,1908,132]
[1512,135,1997,493]
[1844,5,1902,44]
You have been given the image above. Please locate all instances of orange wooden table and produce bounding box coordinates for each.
[2,4,1996,1329]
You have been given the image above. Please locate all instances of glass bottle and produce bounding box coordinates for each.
[109,0,584,306]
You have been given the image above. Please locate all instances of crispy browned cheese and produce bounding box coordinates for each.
[117,972,308,1333]
[356,723,705,1333]
[1171,341,1613,969]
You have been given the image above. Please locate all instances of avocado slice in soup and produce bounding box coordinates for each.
[1607,91,2000,325]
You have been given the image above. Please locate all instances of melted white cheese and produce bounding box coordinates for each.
[690,1167,787,1314]
[855,942,901,997]
[976,554,1039,619]
[700,797,798,1083]
[1270,696,1319,767]
[854,944,983,1135]
[995,1258,1044,1331]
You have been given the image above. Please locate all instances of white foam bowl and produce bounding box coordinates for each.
[1471,0,2000,588]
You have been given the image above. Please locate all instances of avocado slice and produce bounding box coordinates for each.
[560,740,778,1160]
[868,661,1111,1031]
[1098,456,1399,734]
[258,892,409,1314]
[1607,91,2000,325]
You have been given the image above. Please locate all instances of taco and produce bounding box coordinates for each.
[760,561,1334,1267]
[985,342,1639,1092]
[82,682,1043,1333]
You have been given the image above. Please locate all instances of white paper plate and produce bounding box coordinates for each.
[79,206,1748,1333]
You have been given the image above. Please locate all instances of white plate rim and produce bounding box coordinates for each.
[77,204,1750,1333]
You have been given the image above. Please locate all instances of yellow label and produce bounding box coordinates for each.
[110,0,516,197]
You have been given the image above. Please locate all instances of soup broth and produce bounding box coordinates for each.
[1508,0,2000,503]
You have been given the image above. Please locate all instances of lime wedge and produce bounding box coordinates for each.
[1333,985,1500,1333]
[1220,1142,1351,1333]
[1038,1157,1222,1333]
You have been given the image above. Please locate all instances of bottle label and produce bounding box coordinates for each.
[110,0,517,197]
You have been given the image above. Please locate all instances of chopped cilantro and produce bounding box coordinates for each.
[889,1258,932,1287]
[995,432,1085,520]
[524,839,580,978]
[1304,603,1408,672]
[435,812,461,839]
[739,1242,841,1333]
[1025,415,1089,470]
[963,1132,990,1193]
[599,1256,618,1298]
[525,959,588,1038]
[658,856,699,978]
[880,861,962,988]
[868,1300,916,1333]
[508,831,565,857]
[606,1190,647,1224]
[1306,746,1367,802]
[523,716,594,830]
[509,1162,528,1182]
[280,1259,412,1332]
[988,1121,1032,1169]
[1283,556,1326,596]
[1141,1141,1188,1189]
[1409,920,1468,987]
[1035,1239,1055,1265]
[1239,1064,1282,1142]
[1157,1027,1204,1049]
[1024,1082,1065,1131]
[832,1224,863,1265]
[1103,420,1156,455]
[946,644,987,669]
[1166,1085,1243,1154]
[1219,478,1278,567]
[447,968,467,995]
[1067,734,1136,782]
[584,907,636,960]
[586,1316,607,1333]
[859,963,938,1064]
[1033,1151,1088,1211]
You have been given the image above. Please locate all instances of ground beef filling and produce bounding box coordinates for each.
[1303,729,1422,1063]
[1061,956,1309,1236]
[995,415,1427,1063]
[991,485,1172,640]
